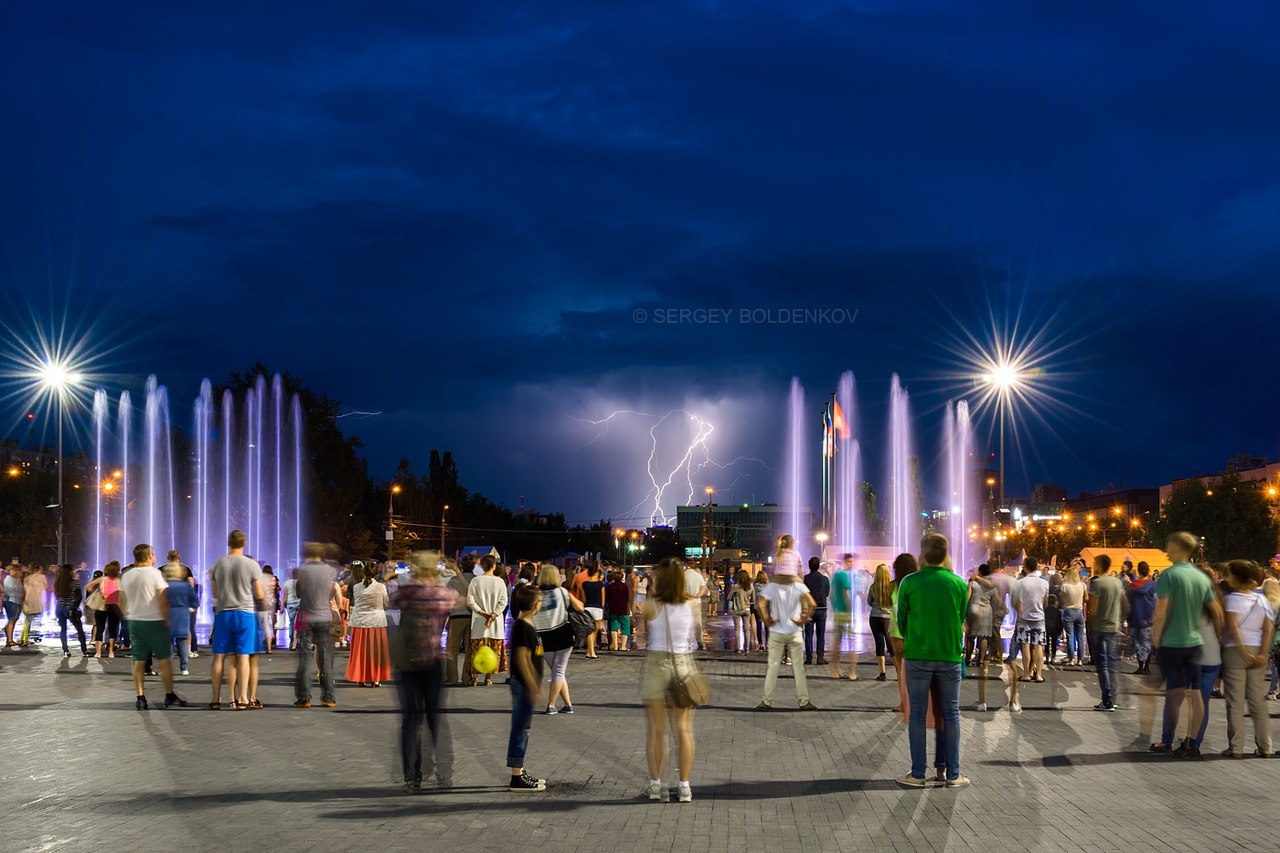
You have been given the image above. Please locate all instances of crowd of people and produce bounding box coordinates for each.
[3,527,1278,798]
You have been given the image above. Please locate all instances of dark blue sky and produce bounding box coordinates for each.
[3,1,1279,522]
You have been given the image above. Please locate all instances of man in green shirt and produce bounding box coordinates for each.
[829,553,855,679]
[896,534,969,789]
[1151,531,1223,758]
[1086,555,1128,711]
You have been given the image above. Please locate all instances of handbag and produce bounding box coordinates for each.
[663,604,710,709]
[566,590,596,644]
[86,589,106,612]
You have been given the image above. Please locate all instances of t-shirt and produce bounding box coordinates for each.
[510,619,544,689]
[604,580,630,615]
[1224,591,1275,648]
[759,581,808,635]
[897,565,968,662]
[283,578,300,607]
[258,573,279,612]
[1015,574,1049,622]
[1156,562,1215,648]
[1058,581,1085,610]
[3,574,24,603]
[830,569,852,614]
[684,568,706,599]
[295,561,338,623]
[210,554,262,612]
[804,571,830,609]
[1088,575,1125,633]
[581,579,605,610]
[121,565,168,621]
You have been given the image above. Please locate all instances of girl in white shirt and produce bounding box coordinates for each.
[1220,560,1275,757]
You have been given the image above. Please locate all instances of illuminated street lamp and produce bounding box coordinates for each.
[981,360,1024,510]
[37,361,81,566]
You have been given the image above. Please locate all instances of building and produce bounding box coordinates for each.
[674,503,813,559]
[1062,488,1160,531]
[1159,458,1280,506]
[1032,483,1068,503]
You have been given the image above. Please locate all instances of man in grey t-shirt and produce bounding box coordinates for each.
[294,541,339,707]
[208,530,263,709]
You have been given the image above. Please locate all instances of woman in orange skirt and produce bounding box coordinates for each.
[466,556,509,686]
[346,566,391,687]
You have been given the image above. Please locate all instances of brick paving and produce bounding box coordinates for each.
[4,630,1280,853]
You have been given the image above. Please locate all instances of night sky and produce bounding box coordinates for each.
[3,2,1279,523]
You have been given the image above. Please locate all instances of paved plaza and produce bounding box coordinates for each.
[5,633,1280,853]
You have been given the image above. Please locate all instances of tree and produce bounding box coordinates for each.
[1151,474,1280,563]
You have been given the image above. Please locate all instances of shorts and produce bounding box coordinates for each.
[1014,621,1046,647]
[833,611,852,636]
[609,614,632,636]
[3,600,19,621]
[585,607,604,622]
[642,652,694,702]
[212,610,257,656]
[128,620,171,662]
[255,611,273,652]
[1157,645,1202,690]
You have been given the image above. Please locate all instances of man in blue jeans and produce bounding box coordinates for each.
[897,533,970,788]
[1087,554,1128,711]
[293,542,339,708]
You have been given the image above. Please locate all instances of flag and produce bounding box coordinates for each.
[832,399,851,440]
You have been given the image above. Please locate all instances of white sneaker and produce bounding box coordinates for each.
[1009,703,1022,714]
[677,783,692,803]
[968,702,987,712]
[646,781,663,801]
[180,668,190,676]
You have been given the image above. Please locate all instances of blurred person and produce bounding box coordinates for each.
[208,530,264,710]
[444,559,472,684]
[683,561,708,651]
[888,554,918,714]
[1013,558,1049,683]
[1219,560,1274,757]
[466,554,509,687]
[642,557,700,803]
[580,564,606,659]
[755,567,817,711]
[3,565,25,648]
[1183,563,1225,755]
[393,551,460,791]
[294,542,339,708]
[729,569,755,655]
[507,584,547,792]
[867,563,894,681]
[1149,532,1223,758]
[632,566,649,649]
[830,554,856,678]
[989,562,1015,665]
[1262,577,1280,699]
[803,556,830,666]
[966,564,1004,711]
[897,534,968,788]
[1058,566,1087,666]
[99,563,124,658]
[85,565,118,657]
[54,564,89,657]
[282,567,301,650]
[257,565,280,654]
[752,569,770,652]
[20,565,47,645]
[346,564,391,688]
[119,544,186,710]
[532,562,584,713]
[164,562,198,675]
[1087,555,1127,711]
[1128,561,1157,674]
[605,569,633,652]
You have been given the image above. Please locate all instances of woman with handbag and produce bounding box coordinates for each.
[87,563,123,658]
[641,558,703,804]
[532,562,585,713]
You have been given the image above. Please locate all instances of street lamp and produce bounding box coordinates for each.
[37,361,81,566]
[981,360,1024,512]
[441,504,450,557]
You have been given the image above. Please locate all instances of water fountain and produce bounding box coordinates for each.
[833,370,860,559]
[784,377,808,562]
[89,373,305,627]
[886,374,918,556]
[943,400,976,574]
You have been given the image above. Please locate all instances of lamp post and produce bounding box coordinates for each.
[38,362,80,567]
[981,362,1024,520]
[441,504,450,558]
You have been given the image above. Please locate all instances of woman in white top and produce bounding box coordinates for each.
[466,555,509,686]
[641,558,699,804]
[345,566,391,687]
[1220,560,1275,757]
[1058,568,1087,666]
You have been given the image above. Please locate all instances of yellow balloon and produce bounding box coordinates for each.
[473,645,499,674]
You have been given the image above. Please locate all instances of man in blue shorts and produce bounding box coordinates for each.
[1151,531,1222,758]
[209,530,264,709]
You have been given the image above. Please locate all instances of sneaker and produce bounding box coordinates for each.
[561,705,574,715]
[1009,703,1022,714]
[321,700,336,708]
[509,774,546,792]
[645,781,663,801]
[798,702,819,711]
[968,702,987,712]
[1092,702,1115,712]
[188,651,200,658]
[945,775,971,789]
[545,707,559,716]
[875,673,887,681]
[63,651,72,658]
[1267,692,1277,701]
[434,775,453,789]
[293,700,312,708]
[144,669,157,677]
[677,783,692,803]
[163,692,189,708]
[897,774,929,788]
[180,668,190,676]
[403,779,420,794]
[754,702,772,711]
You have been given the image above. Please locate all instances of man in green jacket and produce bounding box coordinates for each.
[897,533,969,788]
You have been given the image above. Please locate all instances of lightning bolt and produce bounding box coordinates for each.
[572,410,770,526]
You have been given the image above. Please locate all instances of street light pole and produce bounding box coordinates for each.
[56,392,64,566]
[441,504,450,558]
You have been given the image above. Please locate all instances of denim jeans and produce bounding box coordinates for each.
[174,637,190,670]
[1093,632,1118,705]
[285,604,299,645]
[56,604,88,654]
[399,663,451,781]
[295,621,336,703]
[803,607,827,661]
[905,659,962,780]
[1188,664,1221,748]
[1062,609,1085,660]
[507,679,535,768]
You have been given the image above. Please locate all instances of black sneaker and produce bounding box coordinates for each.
[163,692,188,708]
[509,773,546,792]
[135,695,149,711]
[875,673,887,682]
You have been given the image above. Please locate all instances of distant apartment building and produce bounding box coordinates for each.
[1160,455,1280,505]
[675,503,813,559]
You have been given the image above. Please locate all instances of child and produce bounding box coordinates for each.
[1044,591,1063,666]
[508,585,547,791]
